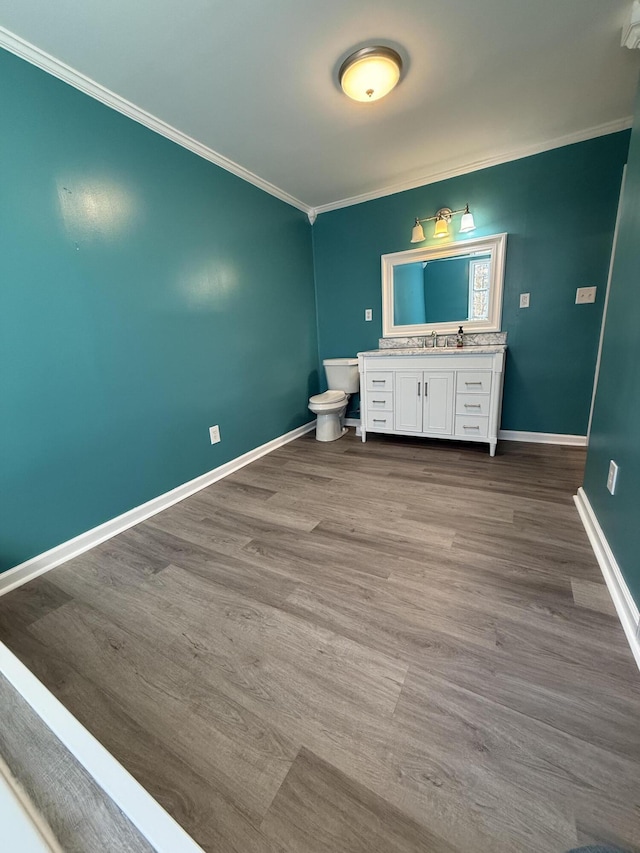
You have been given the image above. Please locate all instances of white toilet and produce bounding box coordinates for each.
[308,358,360,442]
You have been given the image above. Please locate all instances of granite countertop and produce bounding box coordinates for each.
[358,345,507,356]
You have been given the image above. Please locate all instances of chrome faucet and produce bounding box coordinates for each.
[431,330,438,348]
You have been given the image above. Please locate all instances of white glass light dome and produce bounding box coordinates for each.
[339,46,403,103]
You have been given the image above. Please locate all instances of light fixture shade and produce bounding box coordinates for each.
[459,210,476,233]
[433,217,449,238]
[339,46,402,102]
[410,220,425,243]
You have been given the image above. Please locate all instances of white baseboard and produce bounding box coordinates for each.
[574,487,640,671]
[0,422,315,597]
[499,430,587,446]
[346,422,585,447]
[0,643,204,852]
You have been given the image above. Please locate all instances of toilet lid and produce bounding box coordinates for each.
[309,390,347,405]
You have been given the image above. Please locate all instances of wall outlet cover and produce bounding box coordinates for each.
[576,286,597,304]
[365,308,373,321]
[519,293,530,308]
[209,425,221,444]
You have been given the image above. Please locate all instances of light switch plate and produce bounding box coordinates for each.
[365,308,373,321]
[519,293,530,308]
[209,425,221,444]
[576,286,597,304]
[607,460,619,495]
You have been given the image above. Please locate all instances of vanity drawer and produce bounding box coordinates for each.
[366,391,393,411]
[366,411,393,431]
[455,393,491,417]
[456,371,492,394]
[366,372,393,392]
[455,415,489,438]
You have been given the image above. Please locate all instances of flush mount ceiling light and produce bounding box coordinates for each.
[339,46,403,102]
[411,204,476,242]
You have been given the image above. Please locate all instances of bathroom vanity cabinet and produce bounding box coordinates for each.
[358,346,505,455]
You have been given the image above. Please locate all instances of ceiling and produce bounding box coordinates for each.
[1,1,639,214]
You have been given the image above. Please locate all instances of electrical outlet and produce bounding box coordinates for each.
[209,425,221,444]
[607,460,619,495]
[576,286,597,304]
[519,293,530,308]
[365,308,373,321]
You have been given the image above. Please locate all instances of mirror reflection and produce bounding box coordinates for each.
[381,232,507,337]
[393,252,492,326]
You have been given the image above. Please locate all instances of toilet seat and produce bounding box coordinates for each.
[309,390,347,407]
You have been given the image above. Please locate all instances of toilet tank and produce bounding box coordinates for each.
[323,358,360,393]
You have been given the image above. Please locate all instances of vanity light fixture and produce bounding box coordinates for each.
[411,204,476,242]
[339,46,403,102]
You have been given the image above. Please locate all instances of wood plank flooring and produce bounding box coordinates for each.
[1,433,639,853]
[0,673,154,853]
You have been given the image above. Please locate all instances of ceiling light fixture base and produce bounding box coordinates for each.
[339,45,403,102]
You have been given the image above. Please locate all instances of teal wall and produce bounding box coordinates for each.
[0,49,318,572]
[312,133,629,434]
[583,79,640,607]
[424,256,472,324]
[393,263,426,325]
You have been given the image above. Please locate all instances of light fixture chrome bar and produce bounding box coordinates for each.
[411,203,475,242]
[414,204,471,226]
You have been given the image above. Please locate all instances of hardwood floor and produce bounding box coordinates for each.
[1,433,639,853]
[0,673,153,853]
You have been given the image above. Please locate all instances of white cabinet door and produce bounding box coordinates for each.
[394,372,422,432]
[423,371,454,434]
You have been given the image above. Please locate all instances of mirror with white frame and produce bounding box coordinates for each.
[381,232,507,337]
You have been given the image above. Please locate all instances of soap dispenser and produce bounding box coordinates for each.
[456,326,464,348]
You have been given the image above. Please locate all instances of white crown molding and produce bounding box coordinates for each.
[0,26,633,223]
[0,26,312,216]
[313,117,633,215]
[622,1,640,48]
